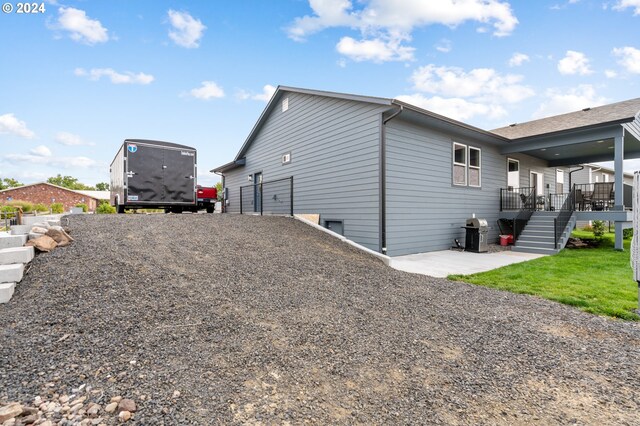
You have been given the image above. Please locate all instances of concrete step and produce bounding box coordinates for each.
[10,225,31,235]
[515,240,556,249]
[47,220,61,227]
[0,282,15,304]
[525,225,555,231]
[512,246,559,255]
[517,235,556,243]
[0,264,24,283]
[0,246,34,265]
[21,215,56,227]
[0,233,27,249]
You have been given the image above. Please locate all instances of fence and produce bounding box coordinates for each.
[240,176,293,216]
[0,207,21,230]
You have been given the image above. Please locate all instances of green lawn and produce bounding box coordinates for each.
[449,231,639,321]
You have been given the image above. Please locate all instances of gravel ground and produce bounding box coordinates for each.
[1,214,639,425]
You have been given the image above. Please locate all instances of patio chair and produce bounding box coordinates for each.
[519,193,535,209]
[574,189,585,211]
[591,182,614,211]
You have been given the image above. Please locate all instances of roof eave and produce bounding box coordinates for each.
[494,117,635,142]
[211,158,246,174]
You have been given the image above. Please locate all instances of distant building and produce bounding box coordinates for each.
[0,182,101,212]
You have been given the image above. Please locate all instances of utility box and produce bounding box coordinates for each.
[110,139,197,213]
[463,217,489,253]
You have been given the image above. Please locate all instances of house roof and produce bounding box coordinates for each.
[76,190,110,200]
[211,85,508,173]
[0,182,101,200]
[491,98,640,140]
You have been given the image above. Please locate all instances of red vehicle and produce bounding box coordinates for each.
[197,185,217,213]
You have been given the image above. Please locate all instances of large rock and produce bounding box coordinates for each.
[25,235,58,252]
[45,229,74,247]
[118,399,136,413]
[0,402,23,423]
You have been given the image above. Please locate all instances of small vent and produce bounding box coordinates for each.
[282,152,291,164]
[282,97,289,112]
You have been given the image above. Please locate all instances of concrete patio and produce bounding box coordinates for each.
[389,249,546,278]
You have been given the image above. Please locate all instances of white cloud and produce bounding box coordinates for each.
[287,0,517,62]
[167,10,206,48]
[612,46,640,73]
[605,69,618,78]
[235,85,277,102]
[55,131,94,146]
[4,153,97,169]
[613,0,640,15]
[336,36,415,62]
[396,94,507,121]
[189,81,225,100]
[53,7,109,45]
[74,68,154,85]
[30,145,52,157]
[508,52,530,67]
[0,113,35,139]
[410,64,534,103]
[435,39,452,53]
[532,85,608,119]
[557,50,593,75]
[252,85,277,102]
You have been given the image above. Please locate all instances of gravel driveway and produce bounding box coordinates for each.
[1,214,639,425]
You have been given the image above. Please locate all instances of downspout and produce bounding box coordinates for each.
[568,165,584,191]
[380,105,403,254]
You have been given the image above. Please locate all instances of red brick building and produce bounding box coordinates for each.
[0,183,101,212]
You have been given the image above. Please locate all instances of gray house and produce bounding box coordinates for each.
[213,87,640,256]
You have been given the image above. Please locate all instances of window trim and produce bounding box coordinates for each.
[452,142,467,186]
[507,157,520,191]
[468,145,481,188]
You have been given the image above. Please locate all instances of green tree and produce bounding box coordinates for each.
[215,182,223,201]
[95,182,110,191]
[0,178,23,190]
[47,174,95,190]
[592,220,606,240]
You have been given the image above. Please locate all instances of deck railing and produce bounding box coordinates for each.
[512,188,535,241]
[554,187,576,248]
[500,187,535,211]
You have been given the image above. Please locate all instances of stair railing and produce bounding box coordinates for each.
[553,186,576,249]
[513,188,535,241]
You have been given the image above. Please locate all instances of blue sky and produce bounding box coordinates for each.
[1,0,640,186]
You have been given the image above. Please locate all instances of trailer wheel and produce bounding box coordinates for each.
[206,206,214,213]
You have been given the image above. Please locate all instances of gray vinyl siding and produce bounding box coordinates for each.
[385,119,506,256]
[224,91,388,251]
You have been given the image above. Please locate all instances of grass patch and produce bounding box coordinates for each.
[449,232,639,321]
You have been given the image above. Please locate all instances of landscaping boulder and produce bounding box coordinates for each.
[25,235,58,252]
[45,228,74,247]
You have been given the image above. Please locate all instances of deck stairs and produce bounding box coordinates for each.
[512,211,576,255]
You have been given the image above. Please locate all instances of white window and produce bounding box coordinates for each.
[453,142,481,187]
[507,158,520,190]
[468,146,481,187]
[453,142,467,186]
[282,97,289,112]
[556,169,564,193]
[603,173,609,182]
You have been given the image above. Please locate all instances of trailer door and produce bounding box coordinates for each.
[126,143,165,203]
[163,148,195,203]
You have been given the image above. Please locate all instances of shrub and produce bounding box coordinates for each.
[6,200,34,213]
[96,203,116,214]
[592,220,606,239]
[0,205,16,219]
[623,228,633,240]
[75,203,88,212]
[33,203,49,213]
[582,224,593,232]
[50,203,64,214]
